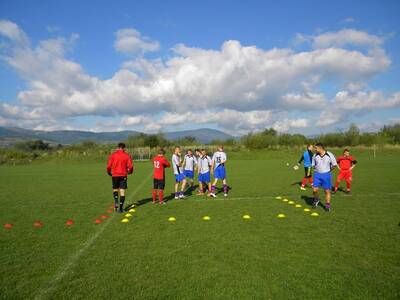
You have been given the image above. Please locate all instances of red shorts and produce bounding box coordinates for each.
[338,170,352,181]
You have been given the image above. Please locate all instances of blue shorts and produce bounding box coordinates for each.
[184,170,194,179]
[199,172,210,183]
[214,166,226,179]
[175,173,185,183]
[313,172,332,190]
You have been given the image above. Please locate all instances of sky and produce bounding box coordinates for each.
[0,0,399,136]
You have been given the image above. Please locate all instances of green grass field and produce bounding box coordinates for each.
[1,149,399,299]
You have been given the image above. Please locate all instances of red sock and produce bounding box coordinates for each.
[301,178,307,187]
[334,181,339,190]
[308,177,313,184]
[152,190,157,203]
[158,190,164,203]
[346,180,351,191]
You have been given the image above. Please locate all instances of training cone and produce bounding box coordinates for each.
[202,216,211,221]
[33,220,43,228]
[295,204,302,208]
[303,208,311,212]
[311,212,319,217]
[124,213,132,218]
[288,201,295,205]
[277,214,286,218]
[65,219,74,226]
[4,223,13,229]
[121,218,129,223]
[100,215,109,219]
[168,217,176,222]
[275,196,282,200]
[107,209,113,213]
[282,199,289,202]
[128,209,136,213]
[242,214,251,220]
[94,219,102,224]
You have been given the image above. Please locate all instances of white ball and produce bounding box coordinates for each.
[286,162,289,166]
[293,165,299,170]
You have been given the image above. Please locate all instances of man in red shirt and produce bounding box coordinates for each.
[333,148,357,195]
[152,148,171,205]
[107,143,133,212]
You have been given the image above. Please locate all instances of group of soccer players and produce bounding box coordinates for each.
[107,143,228,211]
[296,143,357,212]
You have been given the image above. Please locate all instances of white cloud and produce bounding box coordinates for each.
[114,28,159,54]
[0,21,398,134]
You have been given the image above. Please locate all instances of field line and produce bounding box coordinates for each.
[34,172,152,300]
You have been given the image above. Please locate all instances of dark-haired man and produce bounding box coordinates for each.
[107,143,133,212]
[311,143,337,212]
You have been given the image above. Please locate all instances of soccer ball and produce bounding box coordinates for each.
[293,165,299,170]
[286,162,289,166]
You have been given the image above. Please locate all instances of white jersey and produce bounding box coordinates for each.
[198,155,211,174]
[172,153,183,175]
[312,151,337,173]
[212,151,227,169]
[183,154,197,171]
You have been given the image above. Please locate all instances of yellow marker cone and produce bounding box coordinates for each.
[277,213,286,218]
[303,208,310,212]
[275,196,282,200]
[242,214,251,220]
[124,213,132,218]
[128,209,136,213]
[168,217,176,222]
[295,204,302,208]
[121,218,129,223]
[288,201,295,205]
[311,212,319,217]
[202,216,211,221]
[283,199,289,202]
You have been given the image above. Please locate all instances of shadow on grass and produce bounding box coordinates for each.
[301,195,327,210]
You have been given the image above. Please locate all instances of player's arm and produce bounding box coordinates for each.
[330,154,338,171]
[350,158,357,170]
[106,155,113,176]
[298,154,304,165]
[164,158,171,168]
[127,156,133,174]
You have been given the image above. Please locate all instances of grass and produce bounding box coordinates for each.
[0,149,399,299]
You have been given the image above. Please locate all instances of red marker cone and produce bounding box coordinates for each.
[107,209,113,213]
[94,219,102,224]
[33,220,43,228]
[66,219,74,226]
[4,223,13,229]
[100,215,109,219]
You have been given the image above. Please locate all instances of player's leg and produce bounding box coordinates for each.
[174,179,179,199]
[345,172,352,194]
[222,178,228,196]
[301,167,308,190]
[210,178,218,197]
[324,189,331,211]
[322,173,332,212]
[113,189,119,211]
[180,178,186,198]
[152,179,158,204]
[119,188,126,213]
[197,182,204,195]
[333,172,344,193]
[159,179,165,204]
[312,173,321,208]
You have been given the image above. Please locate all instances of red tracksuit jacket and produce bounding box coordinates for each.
[107,149,133,177]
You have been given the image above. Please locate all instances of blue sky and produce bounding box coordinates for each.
[0,0,399,135]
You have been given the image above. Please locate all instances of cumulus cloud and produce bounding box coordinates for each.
[0,20,398,134]
[114,28,159,54]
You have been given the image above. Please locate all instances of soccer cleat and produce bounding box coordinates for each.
[224,193,228,197]
[119,207,124,213]
[179,194,185,199]
[159,201,166,205]
[300,186,306,191]
[209,193,216,198]
[346,190,352,196]
[114,206,119,212]
[325,204,331,212]
[312,198,320,209]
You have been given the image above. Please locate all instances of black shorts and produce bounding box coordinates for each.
[304,167,312,178]
[153,178,165,190]
[112,176,128,189]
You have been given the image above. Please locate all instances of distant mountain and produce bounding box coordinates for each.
[0,127,235,146]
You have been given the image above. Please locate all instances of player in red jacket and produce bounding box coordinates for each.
[107,143,133,212]
[333,148,357,195]
[152,148,171,205]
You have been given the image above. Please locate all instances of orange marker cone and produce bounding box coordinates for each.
[66,219,74,226]
[33,220,43,228]
[4,223,13,229]
[94,219,102,224]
